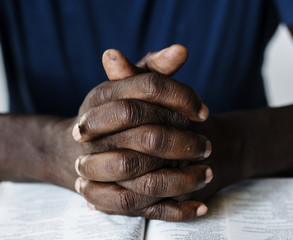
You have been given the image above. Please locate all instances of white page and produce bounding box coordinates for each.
[0,182,145,240]
[145,178,293,240]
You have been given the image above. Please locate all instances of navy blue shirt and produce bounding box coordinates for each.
[1,0,293,116]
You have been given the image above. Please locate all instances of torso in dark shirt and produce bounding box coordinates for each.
[0,0,292,116]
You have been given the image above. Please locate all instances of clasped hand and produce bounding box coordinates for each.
[72,45,213,221]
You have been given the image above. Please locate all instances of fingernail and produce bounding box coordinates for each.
[75,158,81,176]
[105,49,118,61]
[198,103,209,121]
[205,167,213,184]
[108,53,117,61]
[72,123,81,141]
[204,140,212,158]
[87,202,96,210]
[75,178,82,193]
[196,205,208,216]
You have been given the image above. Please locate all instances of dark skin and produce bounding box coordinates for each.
[0,45,213,221]
[0,27,293,222]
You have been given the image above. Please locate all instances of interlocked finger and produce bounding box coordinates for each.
[118,165,213,197]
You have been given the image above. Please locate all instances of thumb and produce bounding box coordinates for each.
[136,44,188,76]
[102,49,142,81]
[102,44,188,81]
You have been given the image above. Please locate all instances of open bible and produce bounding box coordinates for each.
[0,178,293,239]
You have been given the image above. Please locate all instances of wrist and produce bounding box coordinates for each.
[196,113,252,190]
[40,117,79,190]
[200,106,293,191]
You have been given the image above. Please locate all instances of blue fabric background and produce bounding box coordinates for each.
[0,0,292,116]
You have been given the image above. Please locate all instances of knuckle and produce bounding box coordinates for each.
[172,207,184,222]
[143,72,166,100]
[140,127,168,154]
[142,202,185,221]
[143,204,164,220]
[89,82,112,106]
[142,172,166,196]
[116,152,139,179]
[118,99,143,126]
[117,191,136,212]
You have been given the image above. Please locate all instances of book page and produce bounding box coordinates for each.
[0,182,145,240]
[145,178,293,240]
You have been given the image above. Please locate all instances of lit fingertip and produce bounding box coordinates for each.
[75,177,82,194]
[72,123,82,141]
[198,103,209,121]
[75,158,81,176]
[87,202,96,210]
[203,140,212,158]
[196,204,208,217]
[205,167,213,184]
[168,44,187,54]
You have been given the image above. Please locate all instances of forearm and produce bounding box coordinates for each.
[242,105,293,177]
[205,105,293,187]
[0,114,78,190]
